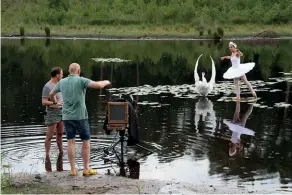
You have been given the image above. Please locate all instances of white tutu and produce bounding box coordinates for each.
[224,119,255,144]
[223,120,255,136]
[223,62,255,79]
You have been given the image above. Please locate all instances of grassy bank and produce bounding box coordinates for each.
[2,24,292,38]
[2,0,292,38]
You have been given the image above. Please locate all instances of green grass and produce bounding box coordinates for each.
[2,0,292,38]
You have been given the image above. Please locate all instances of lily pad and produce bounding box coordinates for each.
[91,58,131,63]
[274,102,291,108]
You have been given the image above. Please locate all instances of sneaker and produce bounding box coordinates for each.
[83,169,97,176]
[70,168,78,176]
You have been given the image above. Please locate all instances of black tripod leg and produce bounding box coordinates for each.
[105,139,121,153]
[113,147,121,165]
[120,135,124,166]
[102,130,128,166]
[135,144,154,158]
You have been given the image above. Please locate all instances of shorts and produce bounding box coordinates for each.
[44,114,62,126]
[63,119,90,140]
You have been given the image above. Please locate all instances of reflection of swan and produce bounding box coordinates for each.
[223,102,255,156]
[194,97,216,132]
[194,54,216,96]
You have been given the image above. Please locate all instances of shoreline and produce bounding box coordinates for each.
[2,22,292,41]
[2,34,292,41]
[2,25,292,40]
[4,172,291,194]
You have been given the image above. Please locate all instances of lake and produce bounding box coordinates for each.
[1,38,292,193]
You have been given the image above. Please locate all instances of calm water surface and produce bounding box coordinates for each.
[1,38,292,192]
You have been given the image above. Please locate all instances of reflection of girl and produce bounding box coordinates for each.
[224,102,255,156]
[221,42,257,100]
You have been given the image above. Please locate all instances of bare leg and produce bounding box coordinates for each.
[56,121,64,154]
[56,152,63,172]
[45,124,57,157]
[233,78,240,100]
[82,140,90,171]
[67,139,76,171]
[241,74,257,98]
[45,155,52,172]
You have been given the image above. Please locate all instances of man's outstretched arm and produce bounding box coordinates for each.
[88,80,111,89]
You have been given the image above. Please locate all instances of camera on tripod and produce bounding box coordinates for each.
[107,101,129,130]
[103,95,139,146]
[102,95,143,167]
[102,94,153,173]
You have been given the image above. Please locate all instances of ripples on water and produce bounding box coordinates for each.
[1,69,292,192]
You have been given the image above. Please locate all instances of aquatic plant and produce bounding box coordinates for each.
[91,58,131,63]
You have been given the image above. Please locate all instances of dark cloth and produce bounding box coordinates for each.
[103,98,139,146]
[127,159,140,179]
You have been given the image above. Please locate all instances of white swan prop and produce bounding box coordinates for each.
[194,54,216,96]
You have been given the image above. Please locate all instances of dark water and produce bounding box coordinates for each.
[1,38,292,192]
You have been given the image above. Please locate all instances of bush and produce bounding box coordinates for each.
[45,27,50,37]
[208,29,211,35]
[213,32,221,40]
[217,27,224,37]
[20,27,24,36]
[231,16,247,24]
[199,30,204,36]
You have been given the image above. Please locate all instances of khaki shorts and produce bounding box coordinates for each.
[44,114,62,126]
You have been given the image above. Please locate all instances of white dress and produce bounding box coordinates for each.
[223,55,255,79]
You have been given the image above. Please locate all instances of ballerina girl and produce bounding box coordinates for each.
[221,42,257,100]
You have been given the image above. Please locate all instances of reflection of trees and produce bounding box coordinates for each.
[1,45,49,125]
[2,39,292,83]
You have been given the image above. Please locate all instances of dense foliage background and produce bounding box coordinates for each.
[2,0,292,35]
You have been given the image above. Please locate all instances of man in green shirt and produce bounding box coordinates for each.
[49,63,111,176]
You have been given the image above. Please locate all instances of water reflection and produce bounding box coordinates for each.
[106,159,140,179]
[45,153,64,172]
[223,102,255,157]
[194,97,216,132]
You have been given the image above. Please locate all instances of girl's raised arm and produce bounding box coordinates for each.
[221,56,231,60]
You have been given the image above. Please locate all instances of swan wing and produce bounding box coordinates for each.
[194,54,203,83]
[209,55,216,84]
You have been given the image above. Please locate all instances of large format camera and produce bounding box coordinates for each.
[102,94,152,171]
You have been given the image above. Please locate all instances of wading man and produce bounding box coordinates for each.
[49,63,111,176]
[42,67,64,172]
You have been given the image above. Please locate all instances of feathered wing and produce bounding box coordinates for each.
[209,56,216,84]
[194,54,203,83]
